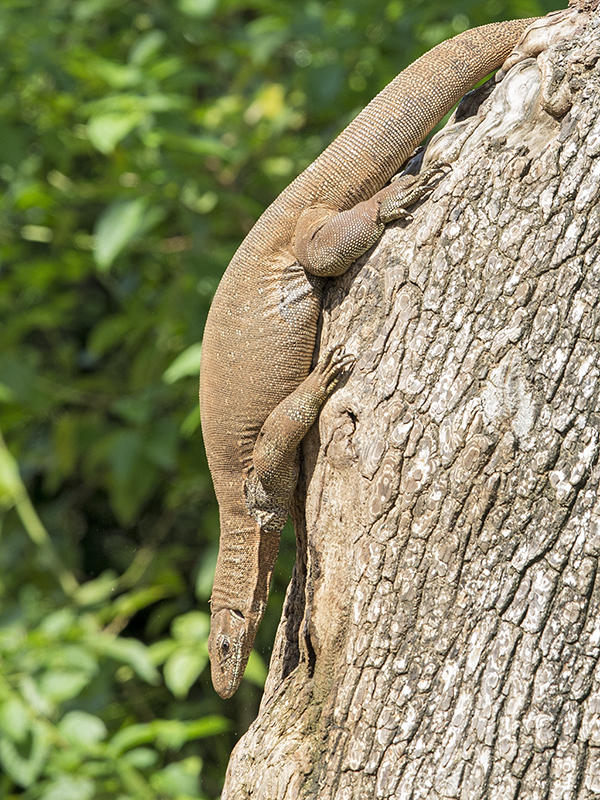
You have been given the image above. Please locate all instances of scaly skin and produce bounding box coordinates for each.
[200,17,543,699]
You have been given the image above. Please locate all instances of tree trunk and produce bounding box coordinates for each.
[223,13,600,799]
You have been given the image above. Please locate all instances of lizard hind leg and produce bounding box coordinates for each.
[246,346,355,524]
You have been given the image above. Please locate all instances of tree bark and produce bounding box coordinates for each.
[223,13,600,799]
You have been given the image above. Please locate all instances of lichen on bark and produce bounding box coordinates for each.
[223,12,600,799]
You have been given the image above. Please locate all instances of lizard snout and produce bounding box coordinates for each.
[208,607,251,698]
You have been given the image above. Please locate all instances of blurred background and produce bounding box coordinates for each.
[0,0,562,797]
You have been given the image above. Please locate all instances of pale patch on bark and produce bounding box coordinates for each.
[223,14,600,799]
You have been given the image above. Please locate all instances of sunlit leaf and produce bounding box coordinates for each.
[38,608,76,638]
[164,646,208,698]
[129,30,166,65]
[88,111,143,154]
[122,747,159,768]
[150,757,202,796]
[39,775,95,800]
[0,698,29,744]
[0,436,21,502]
[171,611,209,642]
[93,197,149,270]
[39,670,91,704]
[162,343,202,384]
[178,0,218,18]
[180,406,200,437]
[0,721,49,788]
[0,382,15,402]
[194,541,218,600]
[105,585,173,620]
[110,716,229,755]
[90,636,160,684]
[148,638,178,665]
[58,711,107,746]
[74,572,118,606]
[244,649,268,687]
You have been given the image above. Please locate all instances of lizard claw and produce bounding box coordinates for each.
[318,345,356,394]
[420,163,452,190]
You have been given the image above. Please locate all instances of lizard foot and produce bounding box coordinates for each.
[317,345,356,397]
[496,8,585,81]
[378,163,450,223]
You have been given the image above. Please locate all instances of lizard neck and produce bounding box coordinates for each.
[210,507,281,622]
[209,510,281,697]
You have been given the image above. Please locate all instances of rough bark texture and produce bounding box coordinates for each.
[223,13,600,799]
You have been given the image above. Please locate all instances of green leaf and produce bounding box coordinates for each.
[39,670,91,704]
[89,58,142,89]
[110,716,229,755]
[19,677,53,717]
[74,572,119,606]
[194,542,218,600]
[58,711,107,746]
[181,406,200,437]
[39,775,95,800]
[91,636,160,684]
[0,382,15,403]
[148,638,178,665]
[122,747,159,769]
[106,585,172,620]
[51,414,81,487]
[129,30,166,65]
[171,611,209,643]
[111,395,154,425]
[150,757,202,796]
[164,646,208,698]
[162,343,202,384]
[0,435,21,502]
[244,649,267,688]
[178,0,218,18]
[93,197,149,271]
[0,721,49,788]
[38,608,76,638]
[0,698,29,744]
[87,111,143,154]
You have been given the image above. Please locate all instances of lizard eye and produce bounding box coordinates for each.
[220,637,230,658]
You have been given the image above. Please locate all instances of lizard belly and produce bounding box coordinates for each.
[200,252,323,512]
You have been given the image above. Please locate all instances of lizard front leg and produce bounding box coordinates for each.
[246,345,355,523]
[293,165,447,278]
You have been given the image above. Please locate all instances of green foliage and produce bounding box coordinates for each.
[0,0,563,795]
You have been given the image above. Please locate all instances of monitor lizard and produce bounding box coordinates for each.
[200,11,576,698]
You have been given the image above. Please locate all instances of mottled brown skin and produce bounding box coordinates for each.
[200,17,542,699]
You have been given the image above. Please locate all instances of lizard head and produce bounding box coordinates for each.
[208,607,255,698]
